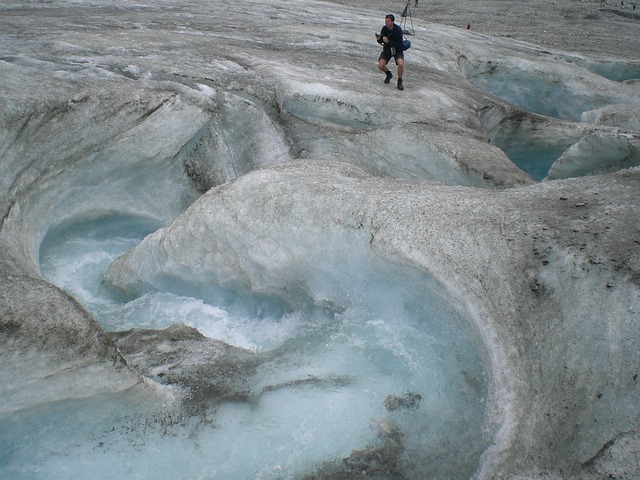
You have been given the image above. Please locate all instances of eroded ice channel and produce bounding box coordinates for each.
[15,208,492,479]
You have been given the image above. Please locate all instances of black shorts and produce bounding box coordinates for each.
[379,49,404,64]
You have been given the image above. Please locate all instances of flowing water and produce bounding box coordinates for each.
[0,212,492,479]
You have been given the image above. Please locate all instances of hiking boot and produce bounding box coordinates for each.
[384,71,393,84]
[397,79,404,90]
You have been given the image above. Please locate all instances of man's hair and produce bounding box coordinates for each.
[385,14,395,21]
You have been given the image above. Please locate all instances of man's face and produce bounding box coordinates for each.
[385,17,393,28]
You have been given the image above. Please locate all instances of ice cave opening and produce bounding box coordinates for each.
[16,204,493,479]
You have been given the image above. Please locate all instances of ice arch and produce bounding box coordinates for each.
[13,159,499,479]
[103,161,497,478]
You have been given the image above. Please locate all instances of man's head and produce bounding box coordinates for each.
[385,14,395,28]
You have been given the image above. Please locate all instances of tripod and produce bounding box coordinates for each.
[400,0,415,35]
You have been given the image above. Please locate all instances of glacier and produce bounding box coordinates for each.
[1,0,640,478]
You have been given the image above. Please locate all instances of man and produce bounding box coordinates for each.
[375,14,405,90]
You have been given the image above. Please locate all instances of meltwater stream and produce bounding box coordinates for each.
[8,213,492,479]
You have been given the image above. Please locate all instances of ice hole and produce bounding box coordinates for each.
[480,110,584,181]
[28,212,492,478]
[488,129,580,181]
[496,137,571,181]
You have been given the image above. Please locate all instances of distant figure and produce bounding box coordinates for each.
[467,23,471,29]
[376,14,406,90]
[415,0,418,6]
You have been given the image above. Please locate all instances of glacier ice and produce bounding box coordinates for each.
[582,103,640,132]
[1,0,640,478]
[461,56,640,122]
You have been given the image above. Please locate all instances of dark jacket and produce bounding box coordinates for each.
[377,23,404,52]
